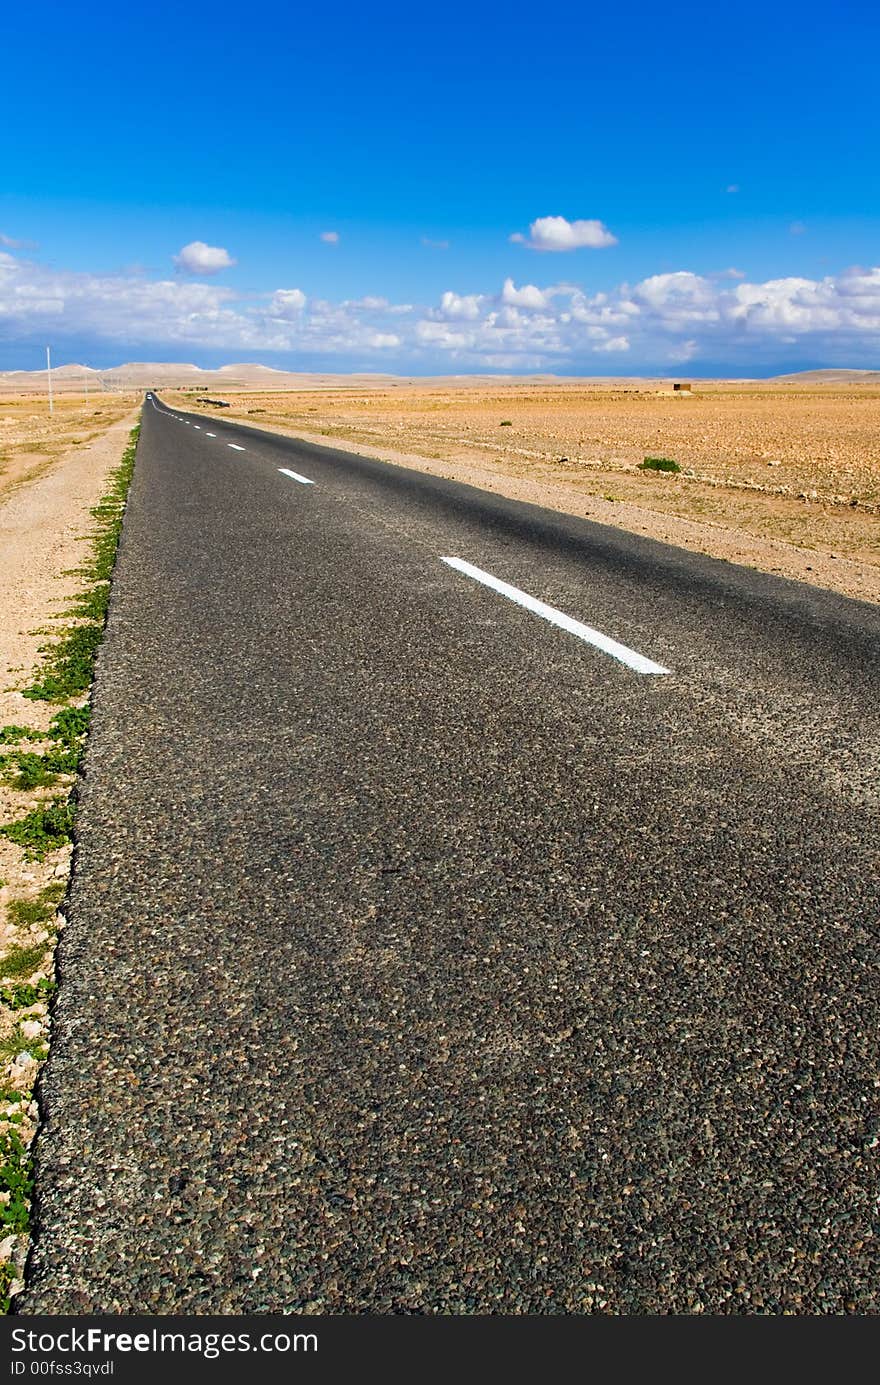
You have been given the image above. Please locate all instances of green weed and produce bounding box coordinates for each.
[49,707,90,744]
[0,728,45,746]
[22,624,103,702]
[0,1127,33,1234]
[1,706,87,791]
[63,584,110,622]
[6,891,57,928]
[639,456,681,474]
[0,979,54,1010]
[0,1029,29,1063]
[0,801,75,860]
[0,945,46,981]
[2,748,74,791]
[38,880,66,907]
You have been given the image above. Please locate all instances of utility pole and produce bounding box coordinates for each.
[47,346,54,415]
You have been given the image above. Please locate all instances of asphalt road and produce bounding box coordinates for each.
[18,395,880,1313]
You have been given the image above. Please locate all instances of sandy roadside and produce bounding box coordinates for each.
[1,400,140,922]
[185,410,880,606]
[0,408,139,1299]
[0,410,140,730]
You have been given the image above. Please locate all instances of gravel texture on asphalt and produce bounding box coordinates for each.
[18,398,880,1314]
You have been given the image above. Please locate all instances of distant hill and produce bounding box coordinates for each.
[2,360,877,393]
[0,361,410,392]
[769,368,880,384]
[50,363,101,379]
[0,361,743,392]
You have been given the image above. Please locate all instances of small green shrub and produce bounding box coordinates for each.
[500,420,513,426]
[22,624,102,702]
[49,706,90,745]
[0,801,75,860]
[0,708,87,789]
[1,754,60,790]
[639,456,681,474]
[0,727,45,746]
[0,944,46,980]
[0,1127,33,1233]
[0,1028,30,1063]
[6,883,63,929]
[0,978,54,1009]
[39,880,66,906]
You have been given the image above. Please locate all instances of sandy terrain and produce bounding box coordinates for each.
[0,405,139,1278]
[0,393,139,500]
[167,381,880,605]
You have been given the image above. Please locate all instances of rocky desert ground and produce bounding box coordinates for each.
[167,378,880,604]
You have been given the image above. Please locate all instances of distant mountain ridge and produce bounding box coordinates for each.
[0,361,410,390]
[1,363,877,391]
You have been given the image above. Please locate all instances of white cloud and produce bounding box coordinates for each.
[632,271,720,323]
[269,288,307,316]
[0,255,251,346]
[726,184,740,194]
[320,231,340,244]
[501,278,549,310]
[510,215,618,252]
[342,296,413,315]
[416,320,473,349]
[730,276,846,332]
[433,290,484,321]
[2,248,878,372]
[421,237,450,250]
[173,241,236,275]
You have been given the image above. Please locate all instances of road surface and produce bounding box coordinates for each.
[19,395,880,1313]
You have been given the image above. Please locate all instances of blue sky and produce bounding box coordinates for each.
[1,0,877,374]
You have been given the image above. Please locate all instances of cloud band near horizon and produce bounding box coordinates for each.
[0,250,878,371]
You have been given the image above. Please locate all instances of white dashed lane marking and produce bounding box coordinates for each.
[278,468,314,485]
[441,557,670,675]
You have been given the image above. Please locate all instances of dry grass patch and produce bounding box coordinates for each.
[0,393,138,501]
